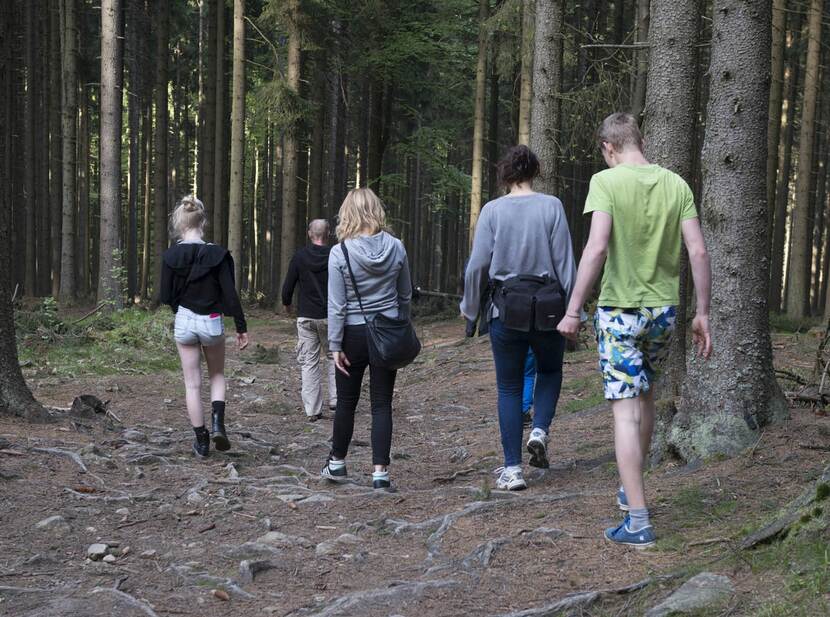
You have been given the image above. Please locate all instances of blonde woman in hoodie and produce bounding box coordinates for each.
[320,188,412,490]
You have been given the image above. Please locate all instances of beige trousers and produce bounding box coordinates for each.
[296,318,337,416]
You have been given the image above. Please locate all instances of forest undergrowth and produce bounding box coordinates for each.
[1,306,829,616]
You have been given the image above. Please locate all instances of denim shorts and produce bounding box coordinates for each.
[174,306,225,347]
[594,306,677,400]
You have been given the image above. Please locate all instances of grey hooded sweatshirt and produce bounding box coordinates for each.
[327,231,412,352]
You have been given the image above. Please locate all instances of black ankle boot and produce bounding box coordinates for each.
[193,426,210,458]
[211,401,230,451]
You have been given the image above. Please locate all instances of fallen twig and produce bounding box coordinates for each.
[71,302,107,325]
[799,442,830,452]
[688,537,731,547]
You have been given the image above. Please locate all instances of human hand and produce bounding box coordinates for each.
[556,314,582,341]
[333,351,351,376]
[237,332,249,351]
[691,314,712,359]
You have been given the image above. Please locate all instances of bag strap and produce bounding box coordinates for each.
[340,241,369,321]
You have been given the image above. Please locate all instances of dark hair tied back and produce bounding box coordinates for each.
[497,145,541,188]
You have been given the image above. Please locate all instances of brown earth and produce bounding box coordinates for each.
[1,310,829,616]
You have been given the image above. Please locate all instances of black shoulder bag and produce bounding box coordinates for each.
[341,241,421,370]
[491,274,566,332]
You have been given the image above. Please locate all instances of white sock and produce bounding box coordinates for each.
[329,458,345,470]
[505,465,522,474]
[372,470,389,480]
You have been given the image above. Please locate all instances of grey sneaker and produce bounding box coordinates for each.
[321,459,348,482]
[527,428,549,469]
[496,466,527,491]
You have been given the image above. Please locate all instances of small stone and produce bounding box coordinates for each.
[239,559,276,584]
[646,572,735,617]
[163,398,173,404]
[186,491,204,505]
[119,546,131,557]
[140,549,157,559]
[102,554,117,563]
[315,533,362,557]
[300,494,334,504]
[35,515,71,535]
[257,531,313,549]
[212,589,229,601]
[123,429,147,442]
[87,543,109,561]
[157,504,174,514]
[225,463,240,480]
[115,508,130,517]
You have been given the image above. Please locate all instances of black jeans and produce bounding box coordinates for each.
[330,325,397,466]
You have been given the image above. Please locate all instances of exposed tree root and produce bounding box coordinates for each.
[91,587,161,617]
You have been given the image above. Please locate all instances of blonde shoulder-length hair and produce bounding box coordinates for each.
[335,188,389,241]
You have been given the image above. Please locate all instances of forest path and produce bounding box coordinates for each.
[1,312,828,616]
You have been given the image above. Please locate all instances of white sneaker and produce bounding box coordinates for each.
[527,428,550,469]
[496,466,527,491]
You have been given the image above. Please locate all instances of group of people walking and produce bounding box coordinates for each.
[160,112,712,548]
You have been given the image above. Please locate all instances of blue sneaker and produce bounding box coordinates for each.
[604,516,655,548]
[616,487,629,511]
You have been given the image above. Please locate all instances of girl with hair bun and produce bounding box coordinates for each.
[160,195,249,458]
[461,145,576,491]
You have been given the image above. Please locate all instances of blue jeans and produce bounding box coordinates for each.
[489,318,565,467]
[523,349,536,413]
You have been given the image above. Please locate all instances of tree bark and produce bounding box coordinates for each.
[770,24,803,312]
[49,0,62,299]
[58,0,78,301]
[642,0,701,398]
[674,0,788,462]
[517,0,533,146]
[152,0,169,304]
[308,64,325,221]
[199,0,217,237]
[630,0,649,120]
[140,103,152,299]
[213,0,227,245]
[97,0,124,308]
[24,0,36,296]
[766,0,787,248]
[280,0,301,286]
[468,0,488,250]
[529,0,563,196]
[228,0,245,288]
[76,84,89,299]
[126,0,140,302]
[786,0,824,317]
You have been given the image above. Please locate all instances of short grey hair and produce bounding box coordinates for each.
[308,219,329,241]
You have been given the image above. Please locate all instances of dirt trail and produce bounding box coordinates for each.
[1,312,828,616]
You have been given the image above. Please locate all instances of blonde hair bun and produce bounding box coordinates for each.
[171,195,208,238]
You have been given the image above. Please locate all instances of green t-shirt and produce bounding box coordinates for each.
[583,164,698,308]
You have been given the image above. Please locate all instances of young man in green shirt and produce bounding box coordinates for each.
[557,112,712,548]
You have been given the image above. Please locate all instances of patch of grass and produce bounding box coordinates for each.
[561,392,606,415]
[17,304,179,377]
[769,312,822,334]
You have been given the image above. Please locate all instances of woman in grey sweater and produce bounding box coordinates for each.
[321,188,412,490]
[461,145,577,490]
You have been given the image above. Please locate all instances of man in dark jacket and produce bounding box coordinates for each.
[282,220,336,421]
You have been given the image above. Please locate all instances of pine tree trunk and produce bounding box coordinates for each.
[786,0,824,318]
[49,1,62,299]
[213,0,227,245]
[529,0,563,196]
[24,0,36,296]
[97,0,124,308]
[468,0,488,249]
[76,85,89,298]
[766,0,787,247]
[770,24,803,311]
[488,37,500,200]
[517,0,533,146]
[631,0,649,120]
[58,0,78,300]
[126,1,140,302]
[152,0,169,304]
[642,0,701,400]
[280,0,301,286]
[674,0,788,462]
[140,103,152,299]
[227,0,245,288]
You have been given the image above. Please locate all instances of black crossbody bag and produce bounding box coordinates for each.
[341,241,421,370]
[491,274,566,332]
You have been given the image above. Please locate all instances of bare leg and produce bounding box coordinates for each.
[202,340,226,402]
[639,388,656,460]
[612,396,646,510]
[177,343,204,427]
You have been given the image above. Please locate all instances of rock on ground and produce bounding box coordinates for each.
[646,572,735,617]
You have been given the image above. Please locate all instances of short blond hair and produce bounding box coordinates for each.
[171,195,207,238]
[597,112,644,152]
[335,188,387,241]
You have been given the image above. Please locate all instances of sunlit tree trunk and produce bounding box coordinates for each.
[468,0,488,249]
[786,0,824,317]
[766,0,787,248]
[280,0,301,286]
[228,0,245,288]
[97,0,124,308]
[630,0,649,120]
[517,0,533,146]
[152,0,169,304]
[213,0,226,245]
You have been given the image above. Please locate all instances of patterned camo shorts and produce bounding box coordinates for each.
[594,306,677,400]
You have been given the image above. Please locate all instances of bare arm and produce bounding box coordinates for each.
[556,212,612,339]
[682,217,712,357]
